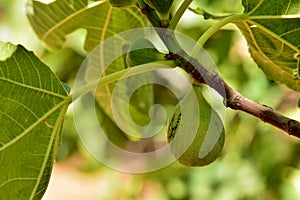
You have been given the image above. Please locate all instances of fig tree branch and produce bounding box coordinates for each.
[138,3,300,138]
[170,52,300,138]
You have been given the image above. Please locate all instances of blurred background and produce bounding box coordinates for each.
[1,0,300,199]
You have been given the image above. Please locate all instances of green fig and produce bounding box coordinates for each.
[167,86,225,167]
[126,38,166,67]
[144,0,174,24]
[109,0,137,8]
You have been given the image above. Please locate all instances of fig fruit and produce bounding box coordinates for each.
[167,86,225,167]
[143,0,174,24]
[126,38,166,67]
[109,0,136,8]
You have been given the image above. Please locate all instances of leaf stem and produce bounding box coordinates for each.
[168,0,193,30]
[69,60,176,102]
[192,14,245,53]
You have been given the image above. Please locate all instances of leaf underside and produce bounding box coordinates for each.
[234,0,300,91]
[0,42,69,200]
[27,0,155,139]
[27,0,147,51]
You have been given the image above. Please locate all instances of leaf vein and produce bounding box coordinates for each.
[249,19,299,52]
[0,77,67,99]
[280,27,300,37]
[0,95,39,119]
[285,0,292,15]
[42,1,102,42]
[0,99,67,152]
[0,110,26,131]
[0,177,37,188]
[30,102,68,200]
[13,56,25,84]
[26,52,43,88]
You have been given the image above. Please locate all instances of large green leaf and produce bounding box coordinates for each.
[26,0,147,51]
[0,42,69,199]
[233,0,300,91]
[27,0,155,139]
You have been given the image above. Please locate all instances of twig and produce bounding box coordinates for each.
[224,83,300,137]
[171,53,300,138]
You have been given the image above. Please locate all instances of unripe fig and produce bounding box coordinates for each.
[109,0,136,8]
[167,86,225,167]
[126,38,166,67]
[144,0,174,24]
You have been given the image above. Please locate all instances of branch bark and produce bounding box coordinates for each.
[179,54,300,138]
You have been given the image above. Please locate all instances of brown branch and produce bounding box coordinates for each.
[224,84,300,137]
[170,53,300,138]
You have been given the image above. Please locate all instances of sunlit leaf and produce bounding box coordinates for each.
[27,0,155,139]
[26,0,147,51]
[0,42,69,199]
[233,0,300,91]
[190,0,244,14]
[26,0,147,84]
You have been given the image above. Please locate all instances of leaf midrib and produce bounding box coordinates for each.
[0,99,68,152]
[0,77,67,99]
[241,20,294,77]
[245,18,300,52]
[30,103,68,200]
[100,5,113,104]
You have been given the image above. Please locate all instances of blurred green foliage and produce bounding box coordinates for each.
[1,0,300,199]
